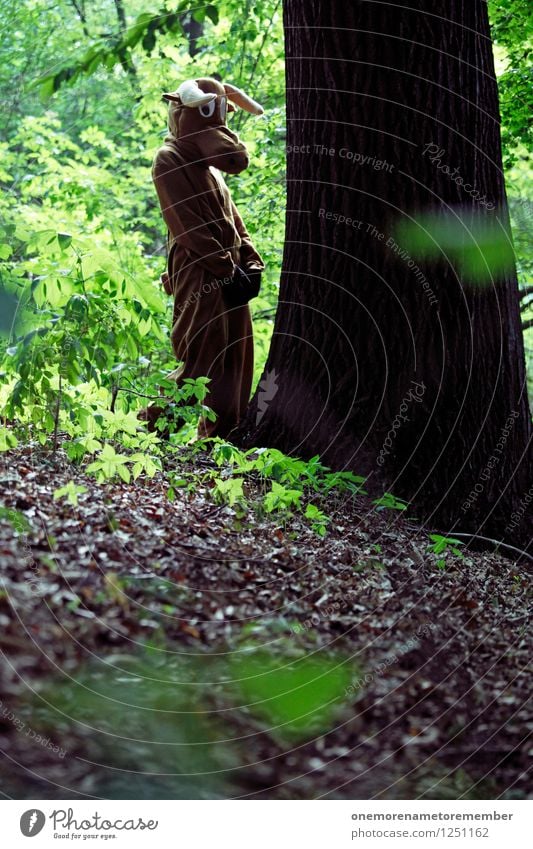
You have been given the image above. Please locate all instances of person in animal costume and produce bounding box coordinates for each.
[150,77,265,438]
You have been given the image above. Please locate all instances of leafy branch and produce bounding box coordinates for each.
[33,3,219,100]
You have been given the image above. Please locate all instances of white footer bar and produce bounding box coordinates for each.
[3,799,531,848]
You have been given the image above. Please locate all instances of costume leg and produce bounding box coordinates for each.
[197,302,254,438]
[170,285,246,437]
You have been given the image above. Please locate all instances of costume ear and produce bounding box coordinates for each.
[162,79,216,107]
[223,83,264,115]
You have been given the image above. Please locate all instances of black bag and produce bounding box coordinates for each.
[223,265,262,307]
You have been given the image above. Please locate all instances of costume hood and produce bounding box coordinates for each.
[162,77,263,175]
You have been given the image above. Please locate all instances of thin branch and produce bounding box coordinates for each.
[247,0,282,89]
[67,0,90,38]
[113,0,127,31]
[179,12,204,57]
[115,387,170,402]
[52,373,62,453]
[252,307,277,319]
[110,384,119,413]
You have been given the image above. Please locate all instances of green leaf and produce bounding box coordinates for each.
[0,427,18,451]
[53,482,88,506]
[57,233,72,252]
[213,477,245,507]
[373,492,408,511]
[116,464,131,483]
[205,5,219,24]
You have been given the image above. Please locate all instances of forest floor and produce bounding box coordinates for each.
[0,440,531,800]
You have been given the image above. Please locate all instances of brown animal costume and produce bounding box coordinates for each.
[151,77,265,438]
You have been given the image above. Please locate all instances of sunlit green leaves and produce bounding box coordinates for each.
[33,7,188,100]
[489,0,533,164]
[86,443,133,483]
[0,427,18,452]
[53,481,88,506]
[263,481,302,512]
[213,476,245,507]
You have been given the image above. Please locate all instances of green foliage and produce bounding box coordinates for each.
[53,481,88,506]
[0,427,18,451]
[86,444,136,483]
[427,534,464,556]
[29,655,238,798]
[0,0,286,455]
[304,503,330,537]
[372,492,408,511]
[0,288,20,336]
[86,442,162,483]
[426,534,465,570]
[0,506,32,533]
[212,476,245,507]
[34,6,193,99]
[263,480,302,512]
[145,376,217,438]
[489,0,533,165]
[206,440,407,534]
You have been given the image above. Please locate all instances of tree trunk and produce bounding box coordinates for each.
[113,0,138,81]
[237,0,532,546]
[180,13,204,57]
[68,0,90,37]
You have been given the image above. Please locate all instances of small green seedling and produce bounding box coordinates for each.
[427,534,464,556]
[373,492,408,511]
[263,481,302,513]
[213,476,246,507]
[304,503,330,536]
[427,534,464,570]
[53,481,88,506]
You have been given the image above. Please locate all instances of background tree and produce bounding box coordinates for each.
[237,0,532,545]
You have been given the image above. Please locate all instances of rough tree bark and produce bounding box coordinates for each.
[236,0,531,545]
